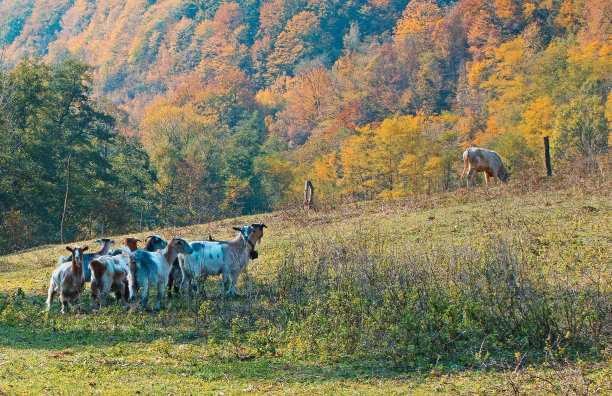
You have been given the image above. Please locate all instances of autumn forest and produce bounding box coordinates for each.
[0,0,610,253]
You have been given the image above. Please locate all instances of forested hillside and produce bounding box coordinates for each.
[0,0,611,253]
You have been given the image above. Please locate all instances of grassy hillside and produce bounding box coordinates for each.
[1,177,611,394]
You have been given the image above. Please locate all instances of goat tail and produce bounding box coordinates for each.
[128,255,139,278]
[127,255,140,301]
[58,255,68,264]
[90,277,99,296]
[89,259,106,283]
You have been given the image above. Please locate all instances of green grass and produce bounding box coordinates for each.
[1,176,611,394]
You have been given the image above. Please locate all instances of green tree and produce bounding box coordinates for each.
[0,57,117,251]
[552,94,609,167]
[222,112,268,215]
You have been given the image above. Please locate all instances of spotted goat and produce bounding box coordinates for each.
[128,238,193,311]
[179,224,266,297]
[167,235,215,298]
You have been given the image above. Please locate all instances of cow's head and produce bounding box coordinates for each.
[501,170,511,183]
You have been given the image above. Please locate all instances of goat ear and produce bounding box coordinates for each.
[110,240,115,244]
[66,246,73,252]
[232,227,242,232]
[145,235,153,241]
[95,239,101,243]
[83,246,89,252]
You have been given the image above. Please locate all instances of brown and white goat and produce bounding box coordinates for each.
[47,245,89,314]
[89,237,140,309]
[59,238,114,282]
[128,238,193,311]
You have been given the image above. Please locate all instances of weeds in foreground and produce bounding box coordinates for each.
[0,181,610,393]
[2,233,609,373]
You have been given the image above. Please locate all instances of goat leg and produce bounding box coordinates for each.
[140,283,150,311]
[154,281,165,311]
[46,285,55,310]
[228,270,241,297]
[61,295,69,314]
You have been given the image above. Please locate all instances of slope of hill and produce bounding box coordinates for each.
[1,0,610,255]
[0,179,610,393]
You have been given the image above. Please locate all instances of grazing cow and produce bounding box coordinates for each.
[89,237,140,309]
[47,245,89,314]
[461,147,511,187]
[179,224,266,298]
[127,238,193,311]
[59,238,114,282]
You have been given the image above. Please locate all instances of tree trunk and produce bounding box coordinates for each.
[60,154,72,244]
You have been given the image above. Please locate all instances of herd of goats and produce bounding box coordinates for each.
[46,223,267,313]
[44,147,512,314]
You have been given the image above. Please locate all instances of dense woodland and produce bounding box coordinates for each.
[0,0,611,253]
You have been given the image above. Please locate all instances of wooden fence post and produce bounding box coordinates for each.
[544,136,552,176]
[303,180,315,209]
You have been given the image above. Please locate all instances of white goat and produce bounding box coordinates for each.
[127,238,193,311]
[179,223,266,297]
[47,245,89,314]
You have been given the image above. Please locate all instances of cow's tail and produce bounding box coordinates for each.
[461,150,468,181]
